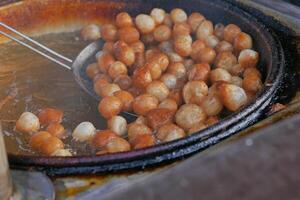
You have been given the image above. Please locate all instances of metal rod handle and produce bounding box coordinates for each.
[0,22,73,70]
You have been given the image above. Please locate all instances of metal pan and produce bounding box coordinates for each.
[2,0,293,175]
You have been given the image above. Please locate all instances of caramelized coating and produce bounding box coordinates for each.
[188,63,210,82]
[38,108,63,126]
[167,52,184,63]
[217,83,247,111]
[215,41,233,53]
[106,137,131,153]
[113,74,132,90]
[146,108,174,130]
[29,131,52,152]
[132,94,159,116]
[174,34,192,57]
[146,81,170,102]
[103,42,115,53]
[107,116,127,136]
[93,75,112,96]
[175,104,207,130]
[223,24,241,43]
[168,89,184,106]
[130,41,145,53]
[242,71,262,93]
[231,76,243,87]
[113,41,135,66]
[81,24,101,41]
[159,98,178,112]
[135,14,156,34]
[108,61,128,79]
[160,73,177,90]
[204,35,219,48]
[132,66,153,88]
[167,62,186,79]
[201,93,223,116]
[146,62,162,80]
[150,53,170,71]
[86,63,100,79]
[153,25,172,42]
[196,20,213,40]
[190,39,206,61]
[98,83,121,97]
[16,112,40,134]
[210,68,232,83]
[234,32,253,52]
[183,81,208,104]
[132,134,156,149]
[113,90,134,111]
[238,49,259,68]
[157,123,185,142]
[196,47,216,64]
[98,96,123,119]
[172,22,191,37]
[116,12,133,28]
[128,123,152,143]
[170,8,187,23]
[101,24,118,41]
[214,51,237,71]
[188,12,205,32]
[92,130,118,149]
[46,123,65,138]
[118,27,140,44]
[97,51,115,73]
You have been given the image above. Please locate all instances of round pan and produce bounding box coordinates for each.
[7,0,287,175]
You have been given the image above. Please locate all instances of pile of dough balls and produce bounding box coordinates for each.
[15,8,262,156]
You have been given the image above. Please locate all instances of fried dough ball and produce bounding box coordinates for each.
[201,93,223,116]
[172,22,191,37]
[183,81,208,104]
[231,76,243,87]
[108,61,128,79]
[217,83,247,111]
[153,25,172,42]
[72,122,96,142]
[210,68,232,83]
[130,41,145,53]
[157,123,185,142]
[38,108,63,126]
[81,24,101,41]
[106,137,131,153]
[107,115,127,136]
[214,51,237,71]
[174,34,192,57]
[51,149,72,157]
[188,12,205,32]
[167,52,184,63]
[175,104,207,130]
[223,24,241,43]
[214,23,225,39]
[101,24,118,41]
[196,20,213,40]
[97,51,115,73]
[163,14,173,27]
[132,66,152,88]
[46,123,65,139]
[242,70,262,93]
[188,63,210,82]
[135,14,156,34]
[160,73,177,90]
[118,27,140,44]
[16,112,40,134]
[145,62,162,80]
[238,49,259,68]
[113,41,135,66]
[103,42,115,53]
[183,59,194,71]
[116,12,133,28]
[92,130,118,149]
[113,90,134,111]
[234,32,253,52]
[215,41,233,53]
[98,96,123,119]
[170,8,187,23]
[128,123,152,143]
[204,35,219,48]
[168,89,184,106]
[196,47,216,64]
[134,116,148,126]
[86,63,100,79]
[230,64,245,76]
[29,131,52,152]
[133,52,146,69]
[132,94,159,116]
[113,74,132,90]
[146,81,170,101]
[132,134,156,149]
[93,75,113,96]
[30,131,64,155]
[150,53,169,71]
[191,39,206,61]
[159,98,178,112]
[167,62,186,79]
[146,108,174,130]
[98,83,121,97]
[150,8,166,25]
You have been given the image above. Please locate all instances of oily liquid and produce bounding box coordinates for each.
[0,130,12,199]
[0,32,107,156]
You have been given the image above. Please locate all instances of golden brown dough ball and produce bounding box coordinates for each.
[98,96,123,119]
[132,94,159,116]
[101,24,118,42]
[223,24,241,43]
[116,12,134,28]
